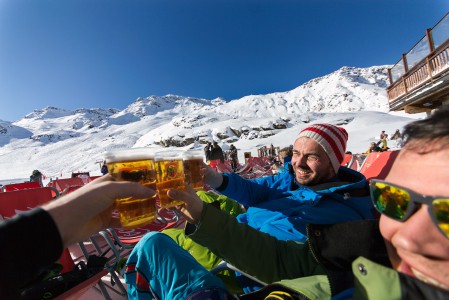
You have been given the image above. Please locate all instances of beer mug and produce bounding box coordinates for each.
[182,150,204,190]
[105,148,157,229]
[154,150,186,208]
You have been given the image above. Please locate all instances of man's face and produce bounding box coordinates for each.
[380,147,449,291]
[291,137,334,186]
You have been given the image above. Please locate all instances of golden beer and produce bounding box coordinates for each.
[183,150,204,190]
[105,148,157,229]
[155,151,186,208]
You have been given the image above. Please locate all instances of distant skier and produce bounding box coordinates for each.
[210,142,224,163]
[391,129,403,148]
[229,144,239,171]
[100,161,108,175]
[29,170,43,187]
[365,142,382,153]
[204,142,212,162]
[380,130,388,150]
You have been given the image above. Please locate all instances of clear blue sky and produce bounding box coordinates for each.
[0,0,447,122]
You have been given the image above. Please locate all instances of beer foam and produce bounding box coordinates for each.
[182,150,204,160]
[154,150,183,161]
[105,147,155,162]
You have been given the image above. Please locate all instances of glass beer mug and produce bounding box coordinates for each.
[182,150,204,190]
[105,148,157,229]
[154,150,187,208]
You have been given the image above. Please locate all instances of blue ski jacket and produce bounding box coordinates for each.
[217,165,375,241]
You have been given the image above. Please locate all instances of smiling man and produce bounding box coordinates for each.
[291,133,337,185]
[125,107,449,299]
[202,123,375,242]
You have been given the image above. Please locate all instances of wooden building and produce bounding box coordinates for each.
[387,12,449,114]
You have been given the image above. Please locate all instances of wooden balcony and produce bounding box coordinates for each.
[387,13,449,114]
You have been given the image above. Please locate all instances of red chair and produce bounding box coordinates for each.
[0,187,112,299]
[2,181,41,192]
[235,157,274,179]
[97,200,184,268]
[359,150,400,180]
[47,177,85,194]
[107,206,184,250]
[347,154,365,171]
[61,185,83,196]
[235,163,252,175]
[341,154,353,166]
[0,187,58,218]
[216,161,233,173]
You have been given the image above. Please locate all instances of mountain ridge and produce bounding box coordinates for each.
[1,64,415,180]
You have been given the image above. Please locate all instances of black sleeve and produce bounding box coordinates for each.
[0,208,63,297]
[215,174,229,191]
[307,220,390,296]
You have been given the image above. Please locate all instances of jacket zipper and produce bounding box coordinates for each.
[306,225,335,297]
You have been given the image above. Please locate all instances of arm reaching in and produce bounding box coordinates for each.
[168,187,204,224]
[44,174,156,246]
[201,164,224,188]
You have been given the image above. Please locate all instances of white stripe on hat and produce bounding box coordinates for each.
[297,123,348,173]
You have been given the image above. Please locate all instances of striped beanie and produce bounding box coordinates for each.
[296,124,348,173]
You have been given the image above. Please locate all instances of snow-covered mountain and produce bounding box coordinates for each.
[0,65,424,181]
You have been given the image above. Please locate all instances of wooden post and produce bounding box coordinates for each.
[402,53,409,73]
[426,28,434,52]
[387,68,393,85]
[426,57,433,82]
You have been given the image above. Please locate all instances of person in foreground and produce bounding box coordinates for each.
[125,107,449,299]
[0,175,155,299]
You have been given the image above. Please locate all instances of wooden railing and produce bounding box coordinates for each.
[387,39,449,102]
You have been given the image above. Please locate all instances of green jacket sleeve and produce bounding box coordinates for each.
[187,203,326,284]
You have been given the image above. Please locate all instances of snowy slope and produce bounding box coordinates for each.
[0,65,426,181]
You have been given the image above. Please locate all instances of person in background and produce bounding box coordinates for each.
[29,169,43,186]
[210,141,225,163]
[0,175,155,298]
[269,143,276,158]
[278,146,292,165]
[229,144,239,171]
[125,106,449,299]
[391,129,401,140]
[365,141,382,153]
[380,130,389,149]
[204,142,212,162]
[100,160,108,175]
[271,146,292,174]
[391,128,403,148]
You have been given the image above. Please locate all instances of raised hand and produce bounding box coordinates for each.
[201,164,224,188]
[167,187,204,224]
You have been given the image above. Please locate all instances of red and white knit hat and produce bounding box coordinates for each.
[296,123,348,173]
